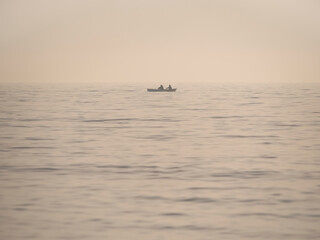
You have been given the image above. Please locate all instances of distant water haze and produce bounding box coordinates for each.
[1,0,320,85]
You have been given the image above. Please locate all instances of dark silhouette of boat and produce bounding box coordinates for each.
[147,88,177,92]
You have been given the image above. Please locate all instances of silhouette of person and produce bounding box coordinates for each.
[158,85,164,90]
[166,85,172,90]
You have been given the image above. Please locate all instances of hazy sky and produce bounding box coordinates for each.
[1,0,319,85]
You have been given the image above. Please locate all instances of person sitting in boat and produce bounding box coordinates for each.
[158,85,164,90]
[166,85,172,90]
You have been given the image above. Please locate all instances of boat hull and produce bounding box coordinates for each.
[147,88,177,92]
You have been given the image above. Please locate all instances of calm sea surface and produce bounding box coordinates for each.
[0,83,320,240]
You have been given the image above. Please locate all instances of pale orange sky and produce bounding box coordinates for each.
[0,0,319,85]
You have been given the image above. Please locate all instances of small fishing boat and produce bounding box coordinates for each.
[147,88,177,92]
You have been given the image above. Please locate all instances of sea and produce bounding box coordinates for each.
[0,82,319,240]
